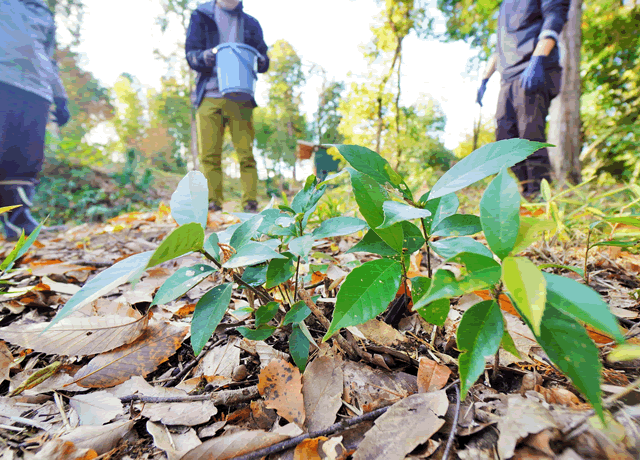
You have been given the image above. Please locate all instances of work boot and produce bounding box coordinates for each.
[208,202,223,212]
[0,182,41,241]
[243,200,258,213]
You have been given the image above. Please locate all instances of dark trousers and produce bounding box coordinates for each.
[0,82,51,183]
[495,69,562,195]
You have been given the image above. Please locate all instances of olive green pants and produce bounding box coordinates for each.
[196,98,258,207]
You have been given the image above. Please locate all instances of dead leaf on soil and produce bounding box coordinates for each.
[25,439,97,460]
[180,429,289,460]
[498,395,558,459]
[140,387,217,426]
[343,360,417,412]
[146,421,201,460]
[293,437,325,460]
[258,359,306,427]
[70,321,188,388]
[60,420,136,455]
[194,337,241,386]
[353,391,449,460]
[417,357,452,393]
[68,390,123,425]
[0,314,150,357]
[0,340,13,382]
[303,355,343,432]
[352,319,408,346]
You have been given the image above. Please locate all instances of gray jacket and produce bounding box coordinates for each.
[496,0,570,82]
[0,0,67,103]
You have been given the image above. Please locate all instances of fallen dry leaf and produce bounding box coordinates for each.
[254,340,289,368]
[498,395,558,459]
[180,429,289,460]
[294,437,325,460]
[60,420,136,455]
[353,391,449,460]
[147,421,201,460]
[25,439,97,460]
[0,314,150,357]
[68,390,123,425]
[303,355,343,432]
[258,359,306,427]
[141,386,218,426]
[352,319,408,346]
[0,340,13,382]
[417,357,452,393]
[533,386,585,409]
[71,321,189,388]
[194,337,241,386]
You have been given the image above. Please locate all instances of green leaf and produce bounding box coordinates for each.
[591,239,639,249]
[203,232,220,261]
[501,327,521,360]
[402,221,427,254]
[415,253,501,307]
[241,264,268,287]
[288,235,315,261]
[607,344,640,362]
[148,223,205,268]
[348,168,404,253]
[540,179,552,201]
[1,216,47,272]
[511,217,556,255]
[230,214,264,250]
[152,264,216,306]
[337,145,412,200]
[543,273,624,342]
[602,216,640,228]
[191,283,233,355]
[312,217,368,239]
[258,209,285,236]
[170,171,208,228]
[502,257,546,335]
[278,205,296,214]
[536,304,603,420]
[216,223,241,245]
[291,175,326,228]
[421,192,459,233]
[255,301,280,327]
[377,201,431,230]
[237,325,276,341]
[411,276,450,326]
[283,300,311,325]
[290,324,310,372]
[48,251,154,329]
[317,168,348,187]
[480,167,521,259]
[323,259,402,340]
[538,263,584,277]
[429,237,493,260]
[266,252,296,289]
[431,215,482,237]
[457,300,504,399]
[346,229,399,256]
[222,241,287,269]
[429,139,550,200]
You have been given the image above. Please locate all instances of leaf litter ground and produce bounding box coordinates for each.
[0,203,639,460]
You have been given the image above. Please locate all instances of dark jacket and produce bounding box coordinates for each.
[496,0,570,82]
[0,0,67,103]
[185,1,269,109]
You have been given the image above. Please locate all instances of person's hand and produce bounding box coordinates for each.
[476,78,489,106]
[53,98,70,126]
[520,55,547,93]
[258,54,266,67]
[203,49,216,66]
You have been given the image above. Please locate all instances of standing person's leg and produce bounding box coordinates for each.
[197,98,226,209]
[512,72,555,196]
[226,99,258,210]
[0,83,51,239]
[495,80,525,184]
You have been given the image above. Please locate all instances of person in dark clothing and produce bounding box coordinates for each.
[476,0,570,197]
[0,0,70,239]
[185,0,269,213]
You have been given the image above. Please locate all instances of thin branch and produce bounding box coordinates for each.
[201,251,273,303]
[441,384,460,460]
[120,385,259,405]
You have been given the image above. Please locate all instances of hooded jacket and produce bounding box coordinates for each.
[0,0,67,103]
[185,1,269,109]
[496,0,570,82]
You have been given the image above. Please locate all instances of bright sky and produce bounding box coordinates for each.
[67,0,502,151]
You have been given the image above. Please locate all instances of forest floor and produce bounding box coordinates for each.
[0,172,640,460]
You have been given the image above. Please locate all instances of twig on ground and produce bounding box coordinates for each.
[163,338,224,387]
[120,385,259,405]
[441,383,460,460]
[229,404,391,460]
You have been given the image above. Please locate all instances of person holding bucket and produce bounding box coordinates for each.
[185,0,269,213]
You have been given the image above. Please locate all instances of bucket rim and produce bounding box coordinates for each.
[214,43,260,55]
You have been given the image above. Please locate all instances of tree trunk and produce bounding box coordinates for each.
[547,0,582,185]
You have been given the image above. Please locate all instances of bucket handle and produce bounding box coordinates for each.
[228,46,258,80]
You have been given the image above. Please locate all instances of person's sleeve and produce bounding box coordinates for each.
[254,22,269,73]
[539,0,570,43]
[46,20,67,100]
[185,11,211,73]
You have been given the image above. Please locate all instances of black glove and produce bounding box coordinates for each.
[203,49,216,66]
[476,78,489,107]
[53,98,70,126]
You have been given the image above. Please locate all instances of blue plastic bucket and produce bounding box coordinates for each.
[214,43,259,101]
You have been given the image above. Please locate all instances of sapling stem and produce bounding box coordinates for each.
[293,255,301,302]
[420,218,432,277]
